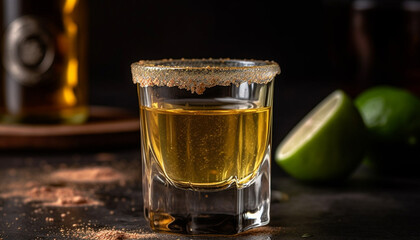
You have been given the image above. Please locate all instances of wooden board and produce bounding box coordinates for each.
[0,106,140,150]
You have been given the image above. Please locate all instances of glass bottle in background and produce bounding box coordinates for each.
[0,0,88,124]
[350,0,376,88]
[350,0,405,87]
[402,0,420,95]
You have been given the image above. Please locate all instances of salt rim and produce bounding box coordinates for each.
[131,58,280,94]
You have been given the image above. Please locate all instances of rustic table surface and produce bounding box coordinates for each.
[0,148,419,240]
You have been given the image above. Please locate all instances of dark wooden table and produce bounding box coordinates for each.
[0,149,419,240]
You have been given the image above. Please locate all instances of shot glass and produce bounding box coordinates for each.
[131,59,280,235]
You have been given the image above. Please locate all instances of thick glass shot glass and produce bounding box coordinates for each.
[131,59,280,235]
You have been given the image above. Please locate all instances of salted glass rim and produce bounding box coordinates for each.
[131,58,281,94]
[131,58,279,70]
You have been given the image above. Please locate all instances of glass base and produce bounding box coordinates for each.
[143,153,271,235]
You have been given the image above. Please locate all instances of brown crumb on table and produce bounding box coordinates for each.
[79,229,158,240]
[302,233,313,238]
[240,226,283,236]
[271,190,290,203]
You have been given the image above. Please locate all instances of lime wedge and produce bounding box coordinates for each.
[275,90,367,182]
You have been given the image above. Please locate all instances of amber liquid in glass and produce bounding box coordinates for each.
[141,103,271,189]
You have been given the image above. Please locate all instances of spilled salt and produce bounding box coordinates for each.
[49,166,125,184]
[0,185,102,207]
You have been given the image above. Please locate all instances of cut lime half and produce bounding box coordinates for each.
[354,85,420,172]
[276,90,367,182]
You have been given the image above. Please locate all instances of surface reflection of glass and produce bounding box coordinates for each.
[131,59,280,235]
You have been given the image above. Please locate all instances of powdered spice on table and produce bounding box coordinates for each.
[1,185,101,207]
[49,166,125,184]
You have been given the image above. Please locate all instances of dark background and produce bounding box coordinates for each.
[86,0,420,155]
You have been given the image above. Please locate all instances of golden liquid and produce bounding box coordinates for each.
[141,105,271,189]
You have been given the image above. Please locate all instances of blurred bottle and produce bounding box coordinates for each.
[0,0,88,124]
[351,0,406,86]
[350,0,420,96]
[350,0,376,87]
[402,0,420,94]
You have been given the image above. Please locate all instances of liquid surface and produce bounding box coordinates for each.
[141,105,271,188]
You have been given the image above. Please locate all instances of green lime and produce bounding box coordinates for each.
[275,90,367,182]
[354,86,420,172]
